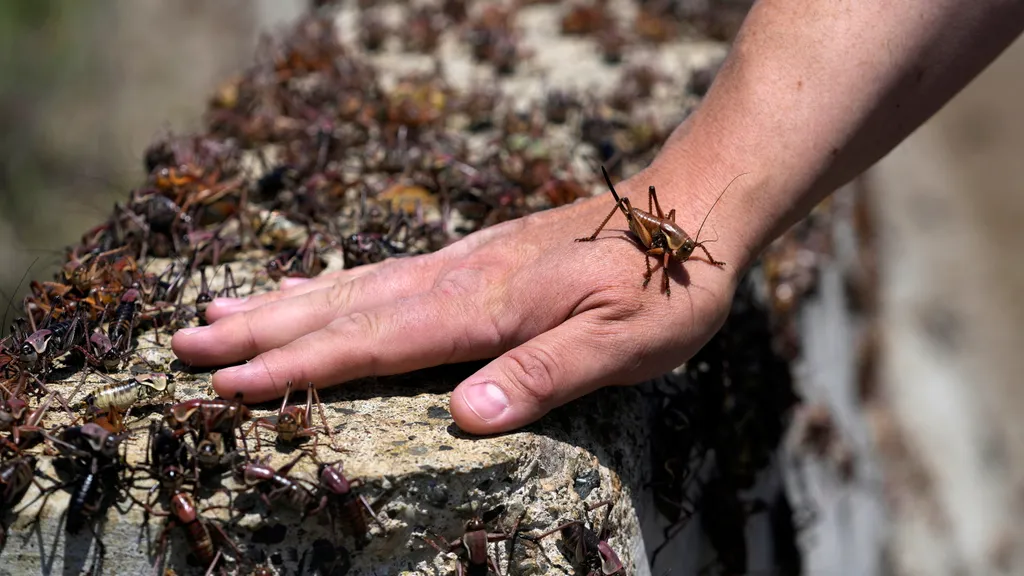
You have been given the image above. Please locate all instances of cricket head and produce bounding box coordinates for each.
[19,331,51,367]
[136,372,175,400]
[659,220,696,260]
[465,517,485,532]
[101,349,122,372]
[2,397,28,423]
[670,171,749,264]
[277,411,299,438]
[672,237,696,260]
[197,436,223,469]
[170,492,198,523]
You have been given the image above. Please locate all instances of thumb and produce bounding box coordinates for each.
[449,316,625,434]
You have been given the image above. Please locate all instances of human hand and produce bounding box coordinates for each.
[171,166,744,435]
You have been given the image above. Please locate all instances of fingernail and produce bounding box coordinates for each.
[177,327,208,336]
[280,277,311,289]
[463,382,509,422]
[211,297,248,308]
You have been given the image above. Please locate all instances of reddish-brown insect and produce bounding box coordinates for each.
[419,506,524,576]
[526,500,624,576]
[317,460,387,547]
[131,489,241,574]
[575,166,743,296]
[245,380,337,455]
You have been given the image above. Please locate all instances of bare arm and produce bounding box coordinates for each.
[649,0,1024,272]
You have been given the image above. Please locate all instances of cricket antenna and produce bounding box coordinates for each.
[2,256,39,338]
[694,173,749,243]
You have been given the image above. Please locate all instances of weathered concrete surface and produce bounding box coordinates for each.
[1,2,736,575]
[3,355,652,575]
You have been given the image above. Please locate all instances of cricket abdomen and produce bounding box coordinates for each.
[629,209,664,245]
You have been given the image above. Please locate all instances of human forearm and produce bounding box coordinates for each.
[647,0,1024,272]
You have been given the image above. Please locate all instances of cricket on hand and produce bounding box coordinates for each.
[574,166,744,296]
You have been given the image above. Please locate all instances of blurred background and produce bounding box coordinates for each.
[0,0,304,299]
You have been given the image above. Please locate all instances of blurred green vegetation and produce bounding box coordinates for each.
[0,0,129,299]
[0,0,264,307]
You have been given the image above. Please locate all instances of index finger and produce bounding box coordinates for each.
[210,286,505,402]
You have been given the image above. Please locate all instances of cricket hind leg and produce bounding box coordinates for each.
[648,185,665,218]
[575,203,622,243]
[644,247,666,289]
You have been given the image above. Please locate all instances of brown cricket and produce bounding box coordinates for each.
[576,166,743,296]
[245,380,337,456]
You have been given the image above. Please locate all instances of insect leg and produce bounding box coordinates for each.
[360,494,387,530]
[586,499,614,540]
[526,520,584,543]
[644,247,665,289]
[649,185,666,218]
[222,266,239,299]
[575,203,621,243]
[280,380,294,417]
[662,250,672,296]
[276,451,308,476]
[416,530,450,555]
[210,520,244,557]
[202,548,224,576]
[694,243,726,267]
[311,384,342,454]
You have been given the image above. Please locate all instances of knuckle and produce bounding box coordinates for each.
[328,311,382,375]
[586,285,644,319]
[323,279,357,314]
[248,354,288,396]
[241,312,262,352]
[434,266,486,299]
[478,307,505,352]
[343,310,379,340]
[501,345,559,404]
[440,298,503,365]
[431,268,504,363]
